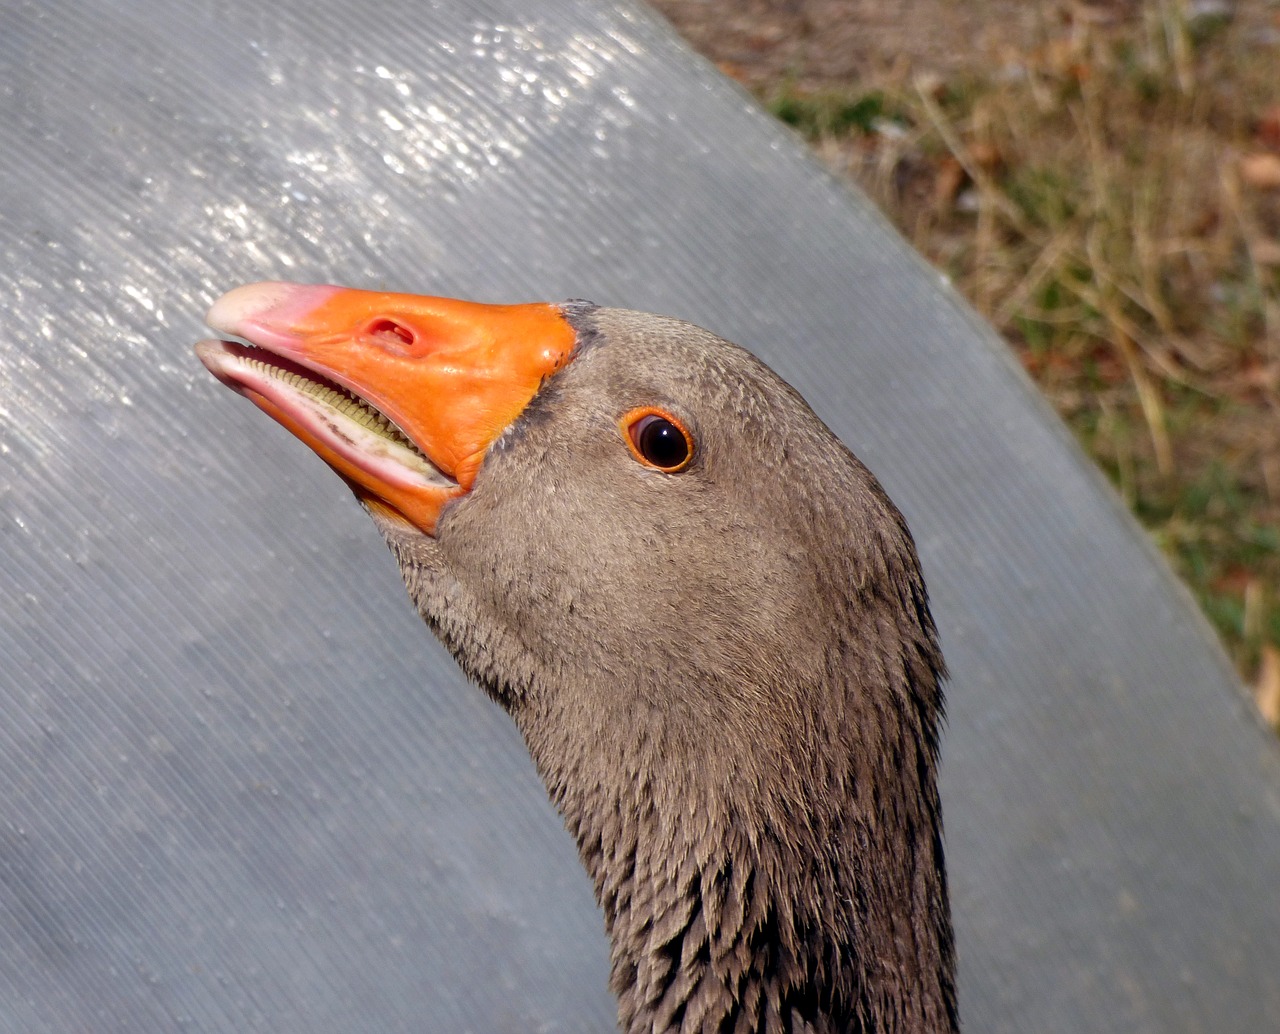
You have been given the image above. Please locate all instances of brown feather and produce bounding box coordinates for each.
[377,305,957,1033]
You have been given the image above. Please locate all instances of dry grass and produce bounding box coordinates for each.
[722,1,1280,723]
[651,0,1280,722]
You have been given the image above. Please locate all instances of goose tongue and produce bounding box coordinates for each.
[196,281,576,535]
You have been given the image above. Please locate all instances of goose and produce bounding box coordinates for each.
[195,281,958,1034]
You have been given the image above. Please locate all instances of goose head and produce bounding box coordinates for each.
[197,281,957,1033]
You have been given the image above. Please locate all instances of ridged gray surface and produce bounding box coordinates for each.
[1,0,1277,1030]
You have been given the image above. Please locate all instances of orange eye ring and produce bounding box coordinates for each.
[620,407,694,472]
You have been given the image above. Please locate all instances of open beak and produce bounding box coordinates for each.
[195,282,576,535]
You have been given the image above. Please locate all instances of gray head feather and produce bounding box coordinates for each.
[374,307,957,1034]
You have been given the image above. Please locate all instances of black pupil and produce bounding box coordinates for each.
[638,416,688,468]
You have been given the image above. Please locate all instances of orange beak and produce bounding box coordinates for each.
[195,282,576,535]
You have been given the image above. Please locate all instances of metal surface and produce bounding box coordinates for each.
[1,0,1277,1030]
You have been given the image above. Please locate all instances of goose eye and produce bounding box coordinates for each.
[621,408,693,472]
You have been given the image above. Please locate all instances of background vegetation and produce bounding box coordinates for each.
[654,0,1280,728]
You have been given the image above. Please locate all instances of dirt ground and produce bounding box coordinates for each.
[650,0,1121,86]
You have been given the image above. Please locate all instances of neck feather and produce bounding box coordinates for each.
[521,661,959,1034]
[380,464,959,1032]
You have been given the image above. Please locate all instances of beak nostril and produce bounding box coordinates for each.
[367,318,415,348]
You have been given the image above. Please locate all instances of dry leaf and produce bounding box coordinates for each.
[934,156,966,208]
[913,71,946,101]
[1250,238,1280,267]
[968,141,1003,172]
[1040,38,1078,76]
[1257,105,1280,151]
[1239,152,1280,191]
[1240,359,1280,391]
[716,61,748,83]
[1070,3,1124,26]
[1255,645,1280,727]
